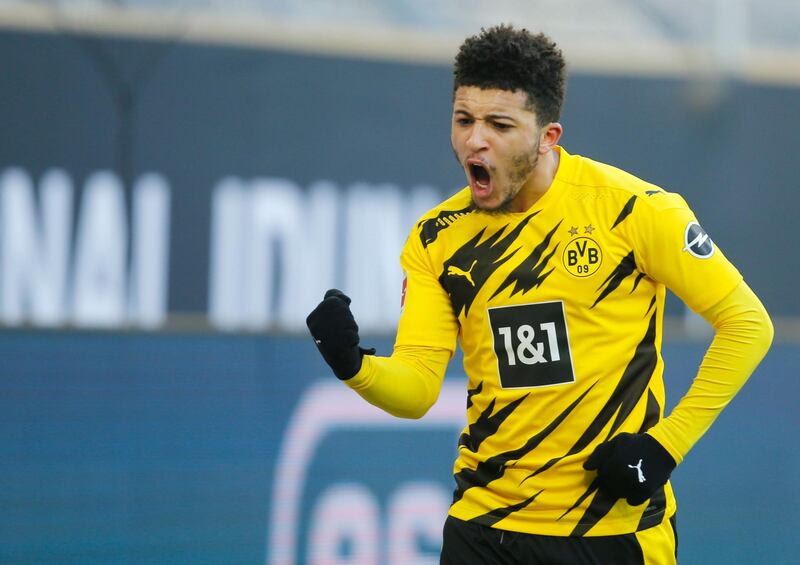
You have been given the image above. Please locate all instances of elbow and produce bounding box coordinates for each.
[713,286,775,357]
[736,300,774,362]
[391,409,427,420]
[387,399,436,420]
[758,305,775,354]
[745,291,775,355]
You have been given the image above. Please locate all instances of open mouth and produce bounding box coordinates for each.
[469,162,491,188]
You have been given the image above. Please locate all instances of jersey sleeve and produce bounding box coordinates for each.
[647,279,773,462]
[342,226,459,419]
[346,346,452,419]
[631,196,743,313]
[395,228,460,354]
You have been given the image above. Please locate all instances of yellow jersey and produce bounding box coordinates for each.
[394,146,742,536]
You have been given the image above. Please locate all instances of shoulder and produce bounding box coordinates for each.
[412,187,475,249]
[560,150,689,213]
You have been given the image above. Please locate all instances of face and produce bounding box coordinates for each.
[451,86,543,212]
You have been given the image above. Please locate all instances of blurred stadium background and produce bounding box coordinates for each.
[1,1,798,563]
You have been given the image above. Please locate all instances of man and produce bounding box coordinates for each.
[307,25,772,564]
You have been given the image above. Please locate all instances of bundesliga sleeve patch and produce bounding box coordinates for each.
[682,221,715,259]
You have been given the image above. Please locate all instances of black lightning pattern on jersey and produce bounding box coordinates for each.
[561,456,663,530]
[490,220,563,300]
[639,389,661,433]
[595,311,658,437]
[558,479,599,521]
[636,486,667,531]
[466,381,483,409]
[472,490,544,527]
[611,196,637,230]
[572,488,619,536]
[631,272,647,293]
[522,312,658,483]
[418,205,474,248]
[645,296,657,316]
[459,394,530,452]
[452,385,596,503]
[546,314,659,530]
[440,212,539,317]
[591,251,638,309]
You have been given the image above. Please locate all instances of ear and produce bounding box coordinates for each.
[538,122,563,154]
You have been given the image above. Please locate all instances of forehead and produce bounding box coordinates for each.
[453,85,533,116]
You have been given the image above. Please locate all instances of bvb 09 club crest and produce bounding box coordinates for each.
[562,237,602,277]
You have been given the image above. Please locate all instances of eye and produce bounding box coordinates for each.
[455,117,473,126]
[492,122,513,130]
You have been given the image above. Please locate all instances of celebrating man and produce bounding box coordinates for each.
[307,25,772,564]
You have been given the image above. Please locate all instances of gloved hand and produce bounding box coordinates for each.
[306,289,375,380]
[583,432,677,506]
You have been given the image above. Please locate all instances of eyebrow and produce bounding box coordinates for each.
[453,109,517,121]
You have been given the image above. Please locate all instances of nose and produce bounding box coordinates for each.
[465,122,489,152]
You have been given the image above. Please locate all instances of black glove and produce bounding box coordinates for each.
[583,432,677,506]
[306,289,375,380]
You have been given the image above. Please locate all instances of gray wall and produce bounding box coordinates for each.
[0,29,796,324]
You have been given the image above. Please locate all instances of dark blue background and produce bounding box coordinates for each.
[0,332,796,564]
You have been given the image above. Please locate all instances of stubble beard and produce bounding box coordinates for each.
[471,141,541,214]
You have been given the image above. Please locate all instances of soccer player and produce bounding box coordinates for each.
[307,25,773,564]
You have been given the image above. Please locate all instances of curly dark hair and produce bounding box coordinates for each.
[453,25,566,125]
